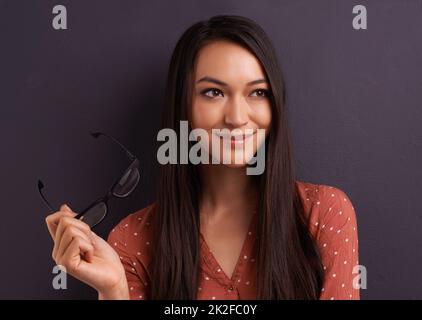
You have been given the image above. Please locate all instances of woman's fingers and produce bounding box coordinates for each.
[47,203,98,270]
[45,204,76,239]
[56,236,94,275]
[45,204,128,295]
[53,216,94,260]
[53,225,95,263]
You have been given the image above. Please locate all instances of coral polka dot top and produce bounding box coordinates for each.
[107,180,360,300]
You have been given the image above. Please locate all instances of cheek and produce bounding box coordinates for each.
[252,103,272,131]
[190,100,224,130]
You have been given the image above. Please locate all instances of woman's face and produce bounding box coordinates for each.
[190,40,272,168]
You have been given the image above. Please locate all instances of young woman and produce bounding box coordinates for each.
[45,15,359,300]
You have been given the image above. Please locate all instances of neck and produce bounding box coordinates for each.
[199,164,258,218]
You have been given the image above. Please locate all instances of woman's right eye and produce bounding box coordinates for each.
[201,88,224,98]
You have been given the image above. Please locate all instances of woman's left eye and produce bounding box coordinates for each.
[250,89,270,98]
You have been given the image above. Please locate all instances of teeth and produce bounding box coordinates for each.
[215,131,253,139]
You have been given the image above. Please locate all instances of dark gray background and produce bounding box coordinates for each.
[0,0,421,299]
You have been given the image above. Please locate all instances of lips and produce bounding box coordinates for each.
[214,130,255,146]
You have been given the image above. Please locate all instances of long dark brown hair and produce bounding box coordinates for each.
[150,15,324,299]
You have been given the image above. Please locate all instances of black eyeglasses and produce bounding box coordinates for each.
[38,132,140,228]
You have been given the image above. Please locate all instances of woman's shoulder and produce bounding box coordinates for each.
[296,181,360,300]
[109,202,156,235]
[295,180,358,237]
[106,203,157,267]
[295,180,355,208]
[106,203,157,298]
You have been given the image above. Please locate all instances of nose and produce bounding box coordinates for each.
[224,95,249,128]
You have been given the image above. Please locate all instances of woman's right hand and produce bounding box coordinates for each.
[45,204,129,299]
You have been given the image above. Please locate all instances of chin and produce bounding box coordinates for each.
[222,162,249,169]
[216,149,257,167]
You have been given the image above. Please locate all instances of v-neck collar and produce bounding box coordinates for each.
[199,211,258,286]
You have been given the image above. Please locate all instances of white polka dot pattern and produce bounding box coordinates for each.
[308,184,360,300]
[106,182,359,300]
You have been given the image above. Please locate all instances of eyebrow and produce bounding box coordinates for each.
[196,76,267,86]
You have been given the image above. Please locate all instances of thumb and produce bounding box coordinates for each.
[60,203,73,213]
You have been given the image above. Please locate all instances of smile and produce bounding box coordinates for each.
[156,121,266,175]
[214,130,255,146]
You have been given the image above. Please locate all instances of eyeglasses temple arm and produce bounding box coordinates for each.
[37,180,55,212]
[90,132,136,161]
